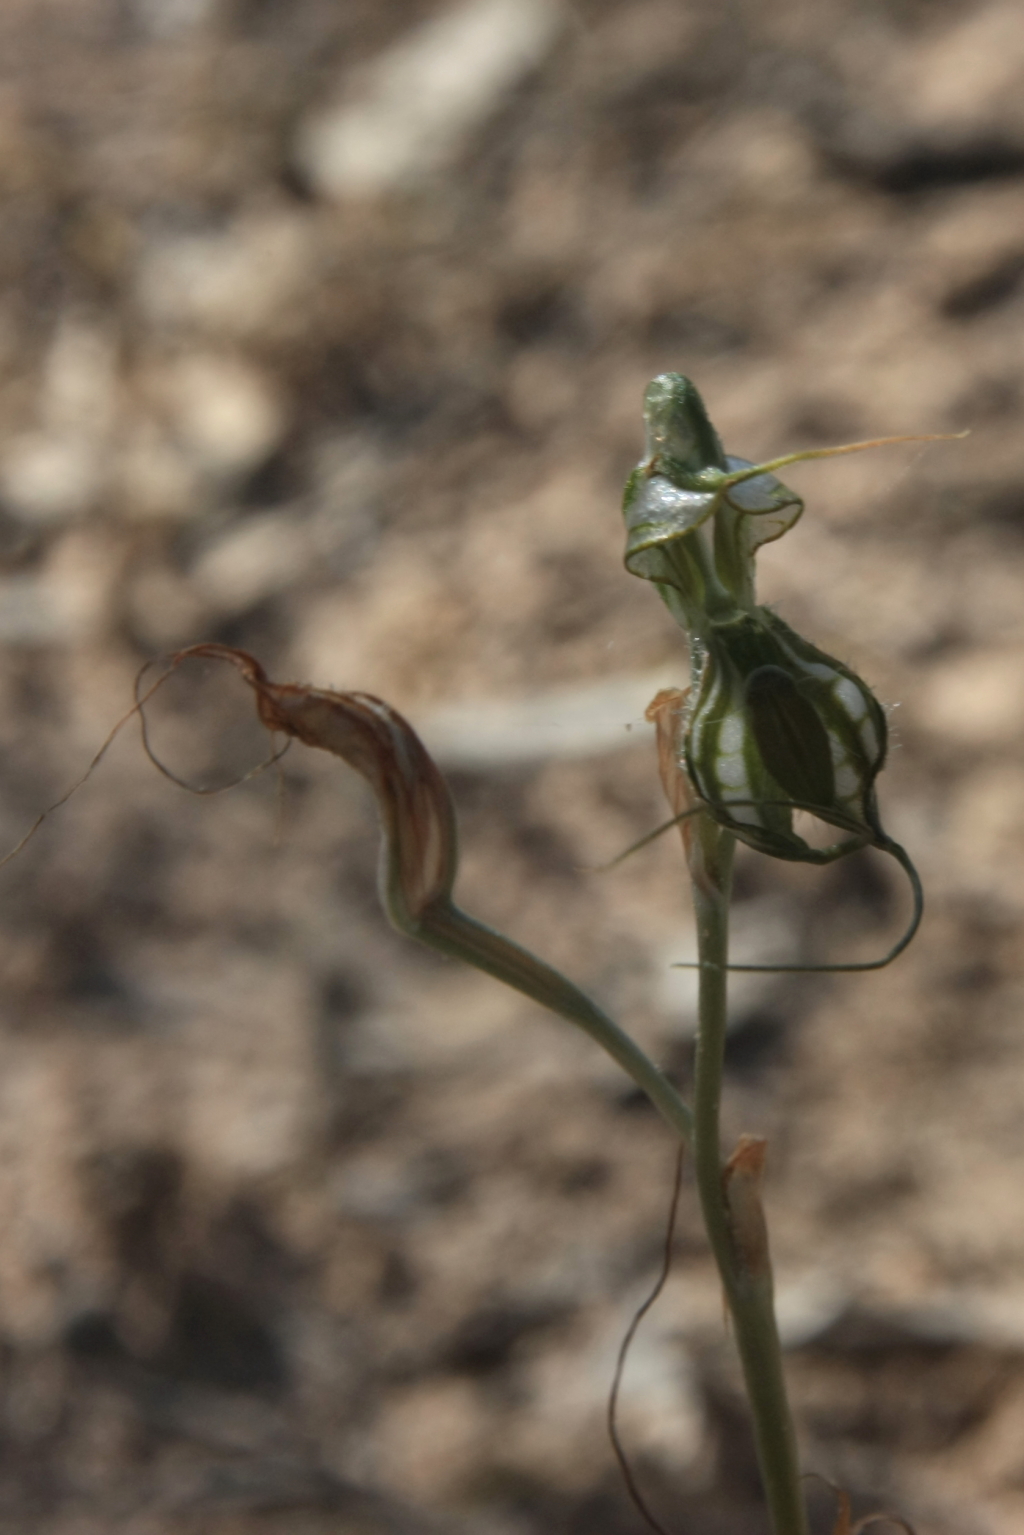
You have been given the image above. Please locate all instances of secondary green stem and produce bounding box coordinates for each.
[690,826,809,1535]
[422,901,693,1145]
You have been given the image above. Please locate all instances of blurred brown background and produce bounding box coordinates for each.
[0,0,1023,1531]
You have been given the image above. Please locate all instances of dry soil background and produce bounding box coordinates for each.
[1,0,1024,1532]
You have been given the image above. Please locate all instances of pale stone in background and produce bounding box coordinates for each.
[296,0,564,197]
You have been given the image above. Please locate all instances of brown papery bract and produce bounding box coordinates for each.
[802,1475,917,1535]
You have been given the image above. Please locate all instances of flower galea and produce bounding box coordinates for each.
[623,373,891,865]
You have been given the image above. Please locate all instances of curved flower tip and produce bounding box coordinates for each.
[169,644,457,934]
[640,372,727,477]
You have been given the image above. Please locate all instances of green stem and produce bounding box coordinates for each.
[689,829,809,1535]
[421,901,693,1146]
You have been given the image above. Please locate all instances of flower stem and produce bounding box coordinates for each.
[422,902,693,1145]
[689,825,809,1535]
